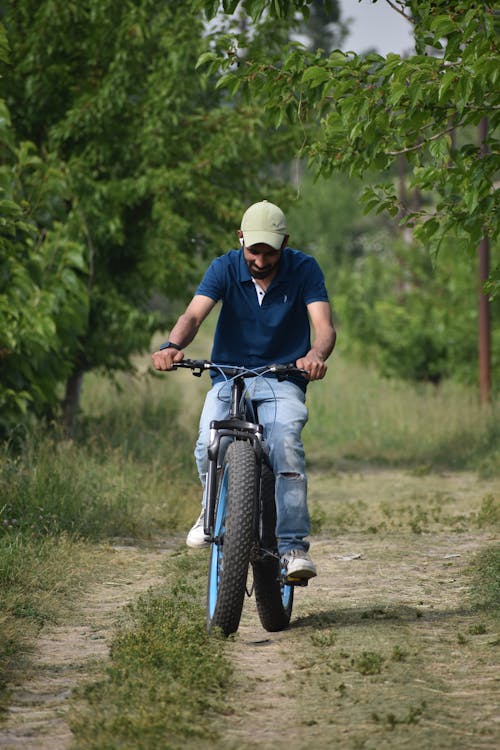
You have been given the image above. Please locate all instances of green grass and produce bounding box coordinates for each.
[470,545,500,615]
[70,552,231,750]
[305,354,500,473]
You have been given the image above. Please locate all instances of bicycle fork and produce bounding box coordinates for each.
[204,421,264,539]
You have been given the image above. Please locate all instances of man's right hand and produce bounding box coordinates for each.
[152,348,184,371]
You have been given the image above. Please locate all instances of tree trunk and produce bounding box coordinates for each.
[62,369,85,436]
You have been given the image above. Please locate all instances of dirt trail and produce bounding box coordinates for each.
[0,544,171,750]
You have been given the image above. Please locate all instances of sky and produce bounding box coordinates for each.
[338,0,414,55]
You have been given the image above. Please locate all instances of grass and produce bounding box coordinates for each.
[70,552,230,750]
[470,545,500,615]
[305,354,500,473]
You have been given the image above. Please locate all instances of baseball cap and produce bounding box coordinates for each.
[240,200,287,250]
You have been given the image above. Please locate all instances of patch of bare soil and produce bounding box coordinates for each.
[0,543,173,750]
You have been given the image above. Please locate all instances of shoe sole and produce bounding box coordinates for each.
[285,566,317,581]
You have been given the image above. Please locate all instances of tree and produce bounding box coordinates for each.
[1,0,299,431]
[200,0,499,284]
[0,26,88,436]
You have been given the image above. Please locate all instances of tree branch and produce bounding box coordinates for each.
[383,0,414,24]
[387,125,456,155]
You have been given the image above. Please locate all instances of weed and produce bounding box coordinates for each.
[310,629,337,648]
[372,701,427,729]
[391,645,408,662]
[476,494,500,529]
[468,623,487,635]
[470,545,500,614]
[310,503,326,534]
[354,651,384,675]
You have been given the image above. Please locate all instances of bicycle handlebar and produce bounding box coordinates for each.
[172,359,308,380]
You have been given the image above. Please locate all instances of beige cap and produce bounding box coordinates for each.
[241,200,287,250]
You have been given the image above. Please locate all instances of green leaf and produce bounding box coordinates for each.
[301,66,330,87]
[195,51,218,70]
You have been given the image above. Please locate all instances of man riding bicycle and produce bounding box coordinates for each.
[152,200,336,580]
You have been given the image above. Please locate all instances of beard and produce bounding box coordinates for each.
[246,260,279,280]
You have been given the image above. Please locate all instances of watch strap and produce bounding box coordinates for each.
[159,341,182,351]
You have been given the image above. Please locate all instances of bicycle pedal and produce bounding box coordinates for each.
[285,576,309,587]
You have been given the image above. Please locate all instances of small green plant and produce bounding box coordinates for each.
[468,623,487,635]
[470,545,500,614]
[372,701,426,729]
[391,645,408,662]
[355,651,384,675]
[476,495,500,529]
[310,629,337,648]
[310,503,326,534]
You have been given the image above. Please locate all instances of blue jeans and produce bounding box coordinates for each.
[194,377,310,555]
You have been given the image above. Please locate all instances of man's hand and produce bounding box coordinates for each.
[296,350,328,381]
[152,348,184,371]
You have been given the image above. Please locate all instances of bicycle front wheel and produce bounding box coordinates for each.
[207,440,256,637]
[252,462,294,632]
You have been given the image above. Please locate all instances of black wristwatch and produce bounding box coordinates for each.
[159,341,182,351]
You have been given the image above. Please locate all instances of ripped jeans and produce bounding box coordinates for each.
[194,377,310,555]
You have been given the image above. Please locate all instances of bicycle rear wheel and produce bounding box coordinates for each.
[207,440,256,637]
[252,462,294,632]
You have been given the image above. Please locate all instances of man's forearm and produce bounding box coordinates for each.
[311,328,336,361]
[167,312,202,349]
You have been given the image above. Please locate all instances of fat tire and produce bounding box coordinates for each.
[207,440,256,637]
[252,462,294,632]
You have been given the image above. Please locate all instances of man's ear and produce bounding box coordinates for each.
[237,229,244,247]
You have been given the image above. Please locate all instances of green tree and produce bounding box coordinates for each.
[1,0,299,430]
[0,27,88,435]
[200,0,499,282]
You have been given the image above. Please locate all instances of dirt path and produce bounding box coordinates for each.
[0,543,172,750]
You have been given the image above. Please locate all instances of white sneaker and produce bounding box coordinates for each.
[186,510,210,549]
[282,549,317,581]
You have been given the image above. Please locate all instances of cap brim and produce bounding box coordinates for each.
[242,231,284,250]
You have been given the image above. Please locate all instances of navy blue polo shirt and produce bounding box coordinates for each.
[195,247,330,391]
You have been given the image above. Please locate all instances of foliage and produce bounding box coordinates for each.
[1,1,298,430]
[0,86,88,431]
[199,0,500,281]
[334,235,500,386]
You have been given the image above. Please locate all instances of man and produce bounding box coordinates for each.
[152,200,336,580]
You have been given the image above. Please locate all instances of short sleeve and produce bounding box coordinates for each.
[303,257,330,305]
[195,257,226,302]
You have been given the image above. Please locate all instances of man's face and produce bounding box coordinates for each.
[243,242,282,280]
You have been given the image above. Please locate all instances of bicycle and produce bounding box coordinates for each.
[173,359,310,637]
